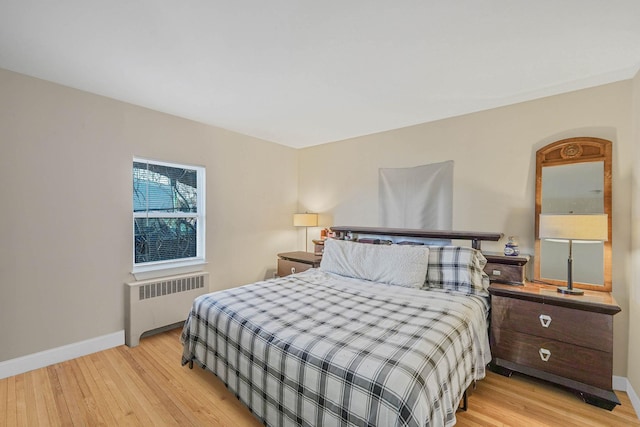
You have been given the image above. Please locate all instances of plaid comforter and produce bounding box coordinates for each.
[181,269,491,427]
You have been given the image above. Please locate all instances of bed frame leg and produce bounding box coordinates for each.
[459,390,468,412]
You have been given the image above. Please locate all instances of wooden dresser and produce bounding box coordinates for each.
[489,282,621,410]
[277,251,322,277]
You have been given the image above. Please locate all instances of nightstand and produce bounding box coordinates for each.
[277,251,322,277]
[483,252,530,285]
[489,282,621,410]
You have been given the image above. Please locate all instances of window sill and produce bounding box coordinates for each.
[132,260,207,281]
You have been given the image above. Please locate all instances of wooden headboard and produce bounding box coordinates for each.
[330,226,502,251]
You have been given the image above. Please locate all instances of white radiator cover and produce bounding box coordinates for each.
[125,272,209,347]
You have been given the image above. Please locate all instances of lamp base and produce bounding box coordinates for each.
[557,287,584,295]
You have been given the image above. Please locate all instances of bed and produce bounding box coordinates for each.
[181,227,501,427]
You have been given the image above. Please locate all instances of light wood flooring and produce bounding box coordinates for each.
[1,327,638,426]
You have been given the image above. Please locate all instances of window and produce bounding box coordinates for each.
[133,158,205,273]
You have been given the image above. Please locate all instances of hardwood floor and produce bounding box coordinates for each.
[1,327,638,426]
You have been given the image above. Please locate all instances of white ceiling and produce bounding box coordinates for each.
[2,1,640,148]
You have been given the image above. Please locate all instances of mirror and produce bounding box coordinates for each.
[534,137,612,292]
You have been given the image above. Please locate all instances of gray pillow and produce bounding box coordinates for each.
[320,239,430,288]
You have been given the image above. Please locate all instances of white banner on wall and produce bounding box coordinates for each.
[379,160,453,230]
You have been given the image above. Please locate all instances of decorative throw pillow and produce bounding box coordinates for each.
[320,239,430,288]
[425,246,489,296]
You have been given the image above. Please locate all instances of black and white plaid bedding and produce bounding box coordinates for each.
[181,268,491,427]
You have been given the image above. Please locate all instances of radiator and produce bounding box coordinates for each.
[125,272,209,347]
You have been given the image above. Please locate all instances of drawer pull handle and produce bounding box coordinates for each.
[539,348,551,362]
[291,267,296,274]
[539,314,552,328]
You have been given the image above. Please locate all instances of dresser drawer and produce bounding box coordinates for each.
[485,262,525,284]
[491,296,612,352]
[493,329,612,390]
[483,253,529,285]
[277,259,313,277]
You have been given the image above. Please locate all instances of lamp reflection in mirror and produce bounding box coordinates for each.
[293,213,318,252]
[538,214,608,295]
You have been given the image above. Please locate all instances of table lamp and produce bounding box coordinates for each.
[293,213,318,252]
[538,213,608,295]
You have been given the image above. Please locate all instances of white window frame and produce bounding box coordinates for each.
[132,157,206,279]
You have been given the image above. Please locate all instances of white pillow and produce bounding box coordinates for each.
[320,239,430,288]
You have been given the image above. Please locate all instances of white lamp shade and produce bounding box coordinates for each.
[293,213,318,227]
[539,214,608,241]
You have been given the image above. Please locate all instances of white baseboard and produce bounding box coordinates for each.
[0,330,125,380]
[613,375,640,418]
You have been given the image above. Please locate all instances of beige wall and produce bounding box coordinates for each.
[0,68,299,362]
[299,81,634,376]
[629,69,640,394]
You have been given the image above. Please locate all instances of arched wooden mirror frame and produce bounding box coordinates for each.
[534,137,612,292]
